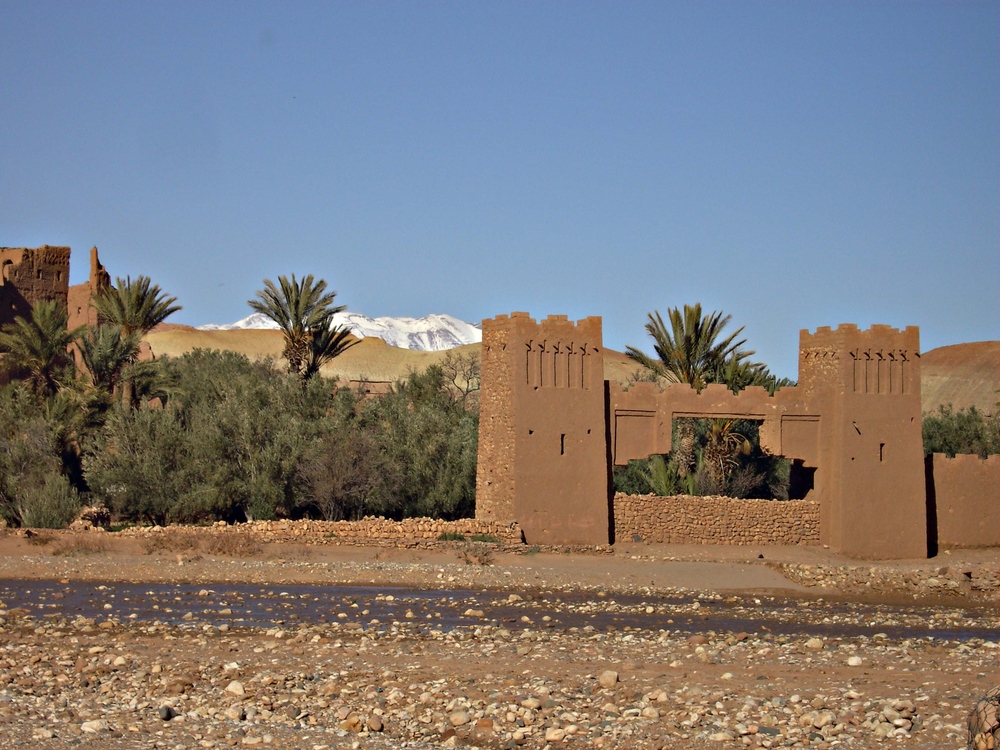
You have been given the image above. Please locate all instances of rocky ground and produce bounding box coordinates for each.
[0,527,996,749]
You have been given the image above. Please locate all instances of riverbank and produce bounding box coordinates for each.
[0,527,996,749]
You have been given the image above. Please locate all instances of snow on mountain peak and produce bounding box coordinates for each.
[197,312,482,352]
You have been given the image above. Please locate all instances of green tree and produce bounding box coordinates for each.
[625,304,752,389]
[92,276,181,336]
[248,274,354,379]
[77,325,142,394]
[90,276,180,407]
[0,383,83,526]
[923,405,1000,458]
[626,303,754,477]
[303,323,356,380]
[0,300,85,397]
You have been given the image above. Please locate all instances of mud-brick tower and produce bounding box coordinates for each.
[798,324,926,558]
[0,245,71,326]
[476,313,610,545]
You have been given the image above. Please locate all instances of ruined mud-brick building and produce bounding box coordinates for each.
[0,245,110,330]
[475,312,999,559]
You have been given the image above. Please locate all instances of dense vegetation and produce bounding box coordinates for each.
[0,348,479,528]
[0,275,478,529]
[923,405,1000,458]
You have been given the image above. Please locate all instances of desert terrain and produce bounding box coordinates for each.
[0,526,996,750]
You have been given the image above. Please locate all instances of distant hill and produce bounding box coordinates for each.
[197,312,481,352]
[144,328,999,414]
[145,327,478,384]
[921,341,1000,416]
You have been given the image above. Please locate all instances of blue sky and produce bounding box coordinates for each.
[2,2,997,378]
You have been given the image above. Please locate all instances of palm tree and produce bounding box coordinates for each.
[0,300,85,397]
[77,325,142,394]
[248,274,351,379]
[92,276,182,336]
[627,303,754,477]
[303,323,356,380]
[625,304,752,390]
[90,276,180,406]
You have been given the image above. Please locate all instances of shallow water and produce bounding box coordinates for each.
[0,579,996,642]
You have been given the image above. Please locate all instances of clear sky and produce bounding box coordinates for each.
[2,2,997,378]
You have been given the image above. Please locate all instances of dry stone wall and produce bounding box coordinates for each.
[120,517,523,545]
[613,493,820,546]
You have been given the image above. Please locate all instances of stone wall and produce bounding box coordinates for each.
[613,493,821,546]
[121,517,524,545]
[930,453,1000,549]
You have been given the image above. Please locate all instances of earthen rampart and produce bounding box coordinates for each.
[613,493,820,546]
[477,313,931,558]
[929,453,1000,549]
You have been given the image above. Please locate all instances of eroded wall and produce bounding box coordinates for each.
[930,454,1000,549]
[67,247,111,329]
[0,245,71,326]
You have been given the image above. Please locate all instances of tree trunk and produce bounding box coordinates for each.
[675,419,696,478]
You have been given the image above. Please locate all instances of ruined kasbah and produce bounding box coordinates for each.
[2,245,998,560]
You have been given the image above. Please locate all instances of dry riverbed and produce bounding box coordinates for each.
[0,527,996,749]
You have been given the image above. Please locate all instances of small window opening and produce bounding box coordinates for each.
[879,443,885,462]
[560,434,566,455]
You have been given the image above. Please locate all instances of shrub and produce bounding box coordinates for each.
[51,535,109,556]
[469,533,499,543]
[16,474,82,529]
[923,405,1000,458]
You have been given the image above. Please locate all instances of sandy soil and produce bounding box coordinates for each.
[0,530,996,749]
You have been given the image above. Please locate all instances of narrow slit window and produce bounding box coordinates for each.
[560,434,566,455]
[879,443,885,462]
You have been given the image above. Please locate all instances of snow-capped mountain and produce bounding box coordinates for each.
[198,312,482,352]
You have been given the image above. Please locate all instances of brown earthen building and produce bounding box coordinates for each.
[476,312,999,559]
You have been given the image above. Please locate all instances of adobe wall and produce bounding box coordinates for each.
[67,247,111,329]
[475,313,610,545]
[476,313,991,560]
[930,454,1000,549]
[613,493,820,546]
[799,325,926,559]
[0,245,71,326]
[0,245,109,331]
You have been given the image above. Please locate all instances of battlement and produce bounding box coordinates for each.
[485,312,603,330]
[801,323,920,349]
[798,323,920,395]
[932,452,1000,467]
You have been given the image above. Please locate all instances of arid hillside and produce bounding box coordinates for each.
[144,326,479,384]
[145,327,999,412]
[921,341,1000,415]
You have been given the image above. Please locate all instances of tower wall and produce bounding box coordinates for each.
[799,324,926,559]
[475,313,610,545]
